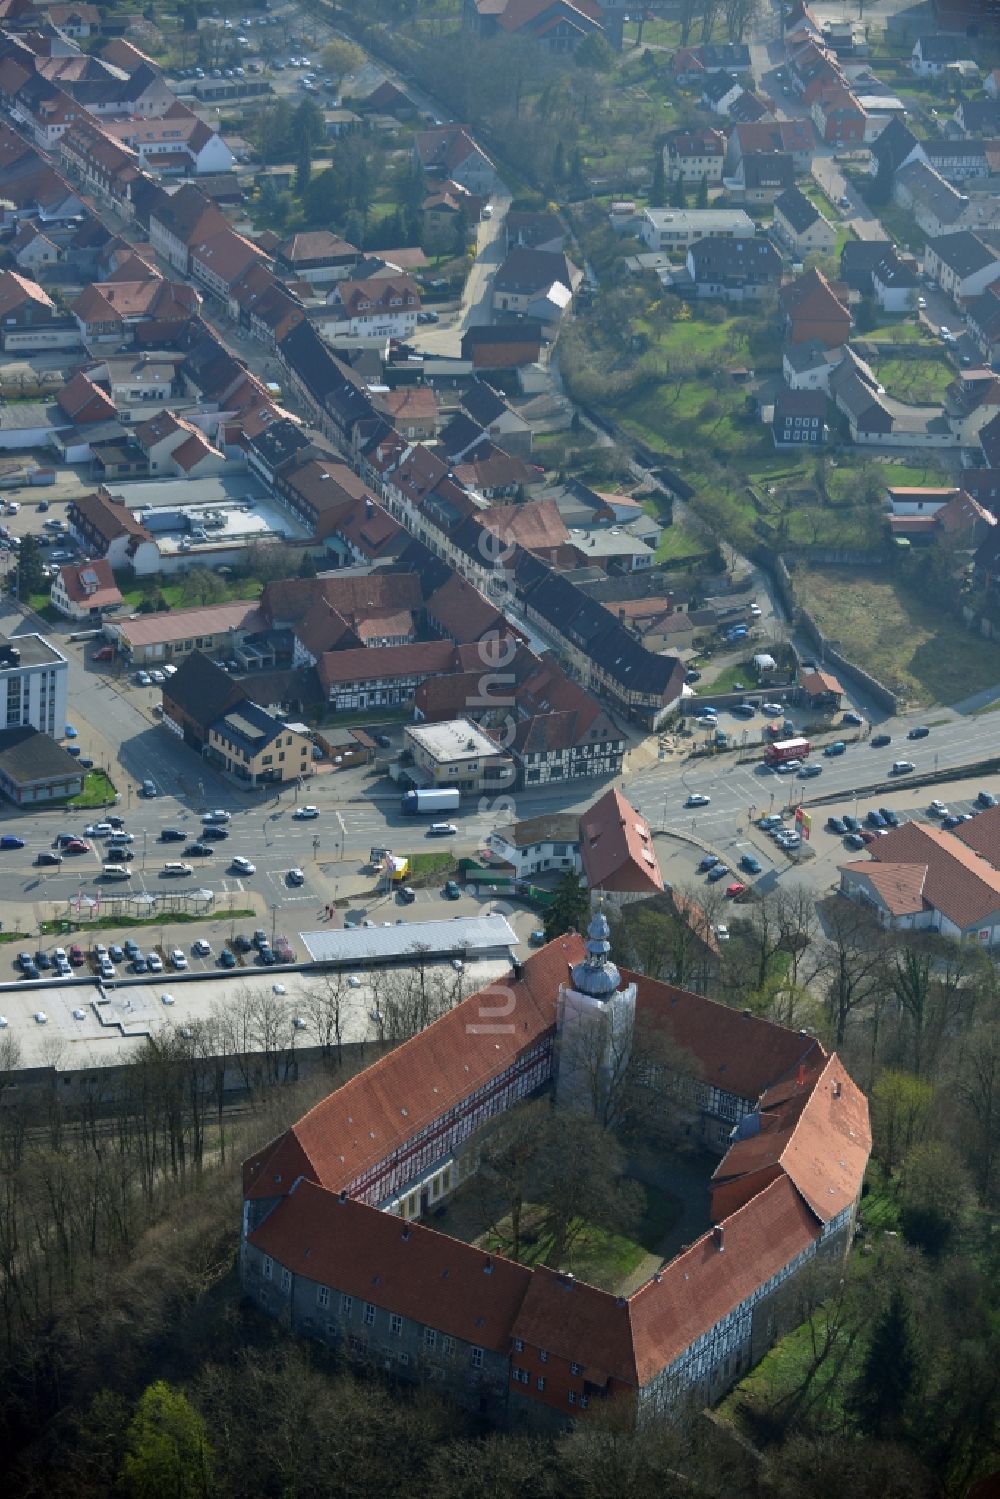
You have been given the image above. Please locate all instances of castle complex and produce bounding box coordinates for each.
[241,917,870,1426]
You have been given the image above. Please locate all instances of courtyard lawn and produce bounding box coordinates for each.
[869,354,954,406]
[792,566,1000,707]
[696,659,757,695]
[481,1185,682,1293]
[863,320,934,346]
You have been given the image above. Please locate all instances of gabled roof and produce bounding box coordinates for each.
[774,184,821,235]
[579,787,663,894]
[55,557,121,609]
[162,648,248,730]
[56,370,115,426]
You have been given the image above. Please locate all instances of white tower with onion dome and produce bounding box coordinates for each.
[555,909,637,1123]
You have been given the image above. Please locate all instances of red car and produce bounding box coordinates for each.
[69,945,84,965]
[93,645,114,662]
[63,839,89,854]
[859,829,877,844]
[726,882,747,899]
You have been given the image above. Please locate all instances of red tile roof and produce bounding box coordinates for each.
[250,1182,534,1354]
[480,498,569,552]
[579,788,663,895]
[316,640,455,691]
[55,557,122,609]
[244,933,583,1201]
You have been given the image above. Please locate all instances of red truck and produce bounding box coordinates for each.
[765,736,811,766]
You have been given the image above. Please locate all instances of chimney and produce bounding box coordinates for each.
[401,1225,411,1241]
[484,1256,494,1275]
[713,1224,725,1252]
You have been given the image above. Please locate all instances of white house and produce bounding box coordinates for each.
[324,275,420,338]
[50,558,124,622]
[639,208,754,252]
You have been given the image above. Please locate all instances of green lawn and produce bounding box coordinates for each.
[114,571,272,612]
[405,851,456,882]
[871,354,954,406]
[655,519,710,563]
[793,566,1000,707]
[67,770,117,809]
[481,1185,681,1293]
[863,320,934,345]
[697,659,757,695]
[801,176,839,222]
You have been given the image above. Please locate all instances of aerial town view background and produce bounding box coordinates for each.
[0,0,997,1492]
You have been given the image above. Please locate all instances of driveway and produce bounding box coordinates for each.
[409,195,511,359]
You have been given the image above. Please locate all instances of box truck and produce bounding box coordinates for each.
[400,787,461,815]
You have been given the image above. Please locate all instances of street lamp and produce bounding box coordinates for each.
[312,834,320,862]
[270,902,279,945]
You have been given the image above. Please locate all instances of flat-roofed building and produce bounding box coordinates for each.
[404,717,515,793]
[0,633,68,741]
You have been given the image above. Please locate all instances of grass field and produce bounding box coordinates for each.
[793,566,1000,706]
[115,572,268,611]
[863,320,933,346]
[405,851,456,882]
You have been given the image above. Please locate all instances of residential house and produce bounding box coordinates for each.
[55,368,116,427]
[11,220,58,270]
[782,339,840,390]
[404,718,513,795]
[66,487,158,571]
[49,557,122,621]
[326,275,421,338]
[664,127,726,184]
[779,268,851,346]
[702,72,743,115]
[0,267,55,328]
[70,275,200,347]
[839,238,894,296]
[133,409,225,478]
[373,386,439,442]
[911,35,959,75]
[274,231,360,285]
[413,124,500,195]
[812,88,866,146]
[639,208,755,253]
[684,235,782,302]
[577,787,663,907]
[955,101,1000,137]
[772,186,835,257]
[113,606,265,670]
[670,42,751,79]
[189,226,270,303]
[772,386,827,446]
[923,136,997,182]
[967,286,1000,365]
[492,247,581,315]
[734,151,794,204]
[316,640,456,711]
[504,210,565,254]
[893,161,968,240]
[487,812,581,877]
[148,184,227,274]
[924,231,1000,306]
[207,701,312,786]
[460,380,532,457]
[724,119,815,176]
[868,118,925,181]
[872,251,919,313]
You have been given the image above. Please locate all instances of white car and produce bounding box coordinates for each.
[147,954,164,974]
[161,993,175,1006]
[686,793,711,807]
[99,960,115,980]
[136,671,151,686]
[293,805,319,819]
[292,1016,307,1030]
[762,702,784,716]
[929,799,947,816]
[749,604,762,618]
[451,958,464,972]
[94,944,109,961]
[231,856,256,874]
[202,809,231,824]
[170,948,188,969]
[714,925,730,942]
[348,974,363,987]
[192,939,211,957]
[86,822,114,837]
[149,669,165,684]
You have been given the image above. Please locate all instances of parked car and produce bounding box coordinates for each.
[160,829,186,841]
[726,882,747,899]
[141,779,157,797]
[891,760,915,775]
[231,856,256,874]
[978,790,998,808]
[878,808,900,827]
[185,843,213,857]
[842,711,864,726]
[842,815,861,833]
[199,825,229,841]
[827,816,847,834]
[287,868,305,885]
[706,865,729,883]
[219,949,237,968]
[170,948,188,969]
[698,855,720,871]
[739,854,762,875]
[202,810,231,824]
[442,879,461,899]
[293,805,319,819]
